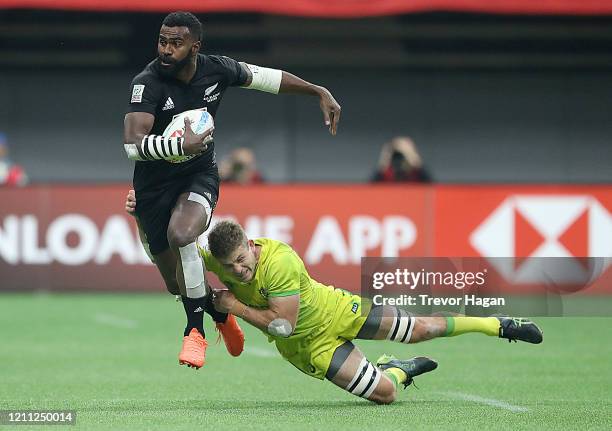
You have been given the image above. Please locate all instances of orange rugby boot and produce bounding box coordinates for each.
[178,328,208,369]
[215,314,245,357]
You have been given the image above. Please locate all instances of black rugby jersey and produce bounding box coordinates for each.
[126,54,248,191]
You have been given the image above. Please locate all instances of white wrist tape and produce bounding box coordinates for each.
[124,144,142,160]
[124,135,185,161]
[243,63,282,94]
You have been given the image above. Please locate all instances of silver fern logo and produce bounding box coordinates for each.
[205,82,219,96]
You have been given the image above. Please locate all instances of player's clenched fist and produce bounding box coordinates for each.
[213,290,238,313]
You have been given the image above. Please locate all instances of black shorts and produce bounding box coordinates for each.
[134,169,220,255]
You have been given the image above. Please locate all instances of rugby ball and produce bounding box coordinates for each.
[162,108,214,163]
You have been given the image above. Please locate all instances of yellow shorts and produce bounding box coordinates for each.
[274,288,371,380]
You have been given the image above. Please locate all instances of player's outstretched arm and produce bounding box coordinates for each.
[280,72,341,136]
[213,291,299,338]
[239,63,341,135]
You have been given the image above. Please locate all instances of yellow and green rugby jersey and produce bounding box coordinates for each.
[200,238,338,340]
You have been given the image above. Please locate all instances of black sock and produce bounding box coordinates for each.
[181,296,206,337]
[205,293,228,324]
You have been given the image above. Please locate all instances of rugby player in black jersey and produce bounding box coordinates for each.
[123,11,341,369]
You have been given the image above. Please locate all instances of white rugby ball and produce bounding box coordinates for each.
[162,108,214,163]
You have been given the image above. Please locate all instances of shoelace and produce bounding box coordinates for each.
[215,326,223,345]
[405,379,420,390]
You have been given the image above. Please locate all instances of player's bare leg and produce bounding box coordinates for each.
[127,190,244,366]
[167,192,212,368]
[325,341,436,404]
[168,192,244,368]
[356,305,543,344]
[152,249,181,295]
[152,246,243,359]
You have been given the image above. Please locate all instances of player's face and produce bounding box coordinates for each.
[220,241,258,283]
[157,25,199,77]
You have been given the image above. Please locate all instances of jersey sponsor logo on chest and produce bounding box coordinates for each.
[162,97,175,111]
[203,82,221,103]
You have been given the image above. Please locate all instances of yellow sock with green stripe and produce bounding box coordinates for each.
[444,316,500,337]
[383,368,407,390]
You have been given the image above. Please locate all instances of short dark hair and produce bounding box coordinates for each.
[208,220,248,260]
[162,11,203,42]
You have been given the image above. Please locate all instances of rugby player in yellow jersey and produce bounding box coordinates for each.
[206,220,543,404]
[126,193,542,403]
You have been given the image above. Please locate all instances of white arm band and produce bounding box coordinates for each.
[267,318,293,338]
[242,63,283,94]
[124,135,185,161]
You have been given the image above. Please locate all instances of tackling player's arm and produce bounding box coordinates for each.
[238,62,341,136]
[214,291,299,338]
[123,112,212,161]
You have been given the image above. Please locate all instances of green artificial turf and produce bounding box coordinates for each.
[1,293,610,430]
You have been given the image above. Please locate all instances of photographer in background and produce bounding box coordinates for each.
[0,133,28,187]
[219,147,265,185]
[372,136,432,183]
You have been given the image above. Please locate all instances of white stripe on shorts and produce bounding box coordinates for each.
[188,192,212,220]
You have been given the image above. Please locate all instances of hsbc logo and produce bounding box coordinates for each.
[470,195,612,284]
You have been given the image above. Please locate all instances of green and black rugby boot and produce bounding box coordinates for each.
[496,317,543,344]
[376,354,438,388]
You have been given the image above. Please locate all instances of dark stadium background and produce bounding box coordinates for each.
[1,10,611,183]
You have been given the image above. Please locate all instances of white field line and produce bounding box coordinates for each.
[243,346,278,358]
[441,391,529,412]
[94,313,138,329]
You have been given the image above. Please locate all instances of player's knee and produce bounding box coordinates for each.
[167,228,199,250]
